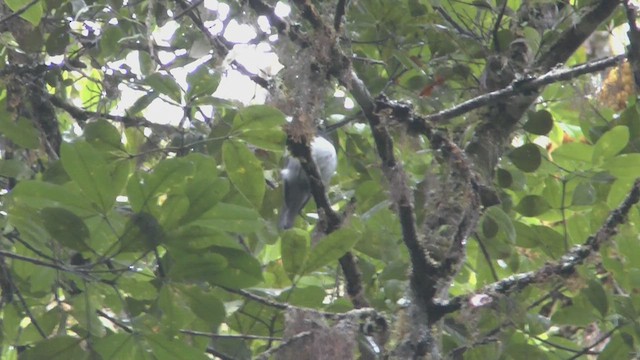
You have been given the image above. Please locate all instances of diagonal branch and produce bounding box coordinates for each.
[437,179,640,320]
[425,55,625,124]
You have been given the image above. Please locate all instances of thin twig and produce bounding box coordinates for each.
[180,329,281,341]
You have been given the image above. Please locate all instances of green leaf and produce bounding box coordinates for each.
[40,207,91,251]
[70,295,106,337]
[508,143,541,173]
[186,65,221,99]
[45,24,70,56]
[118,212,163,252]
[146,334,210,360]
[180,286,226,325]
[84,119,123,151]
[168,253,228,282]
[231,105,286,131]
[571,181,596,206]
[496,168,512,188]
[127,91,158,114]
[208,247,263,289]
[514,195,550,217]
[99,25,125,59]
[303,227,360,274]
[145,73,182,103]
[180,177,229,224]
[127,158,194,212]
[61,141,113,212]
[165,225,243,250]
[0,159,30,178]
[0,116,40,149]
[603,154,640,178]
[281,228,310,280]
[4,0,43,26]
[222,139,265,209]
[593,125,629,165]
[524,110,554,135]
[482,206,515,243]
[598,332,633,360]
[195,202,262,233]
[11,181,95,216]
[94,334,141,360]
[20,336,86,360]
[584,279,608,317]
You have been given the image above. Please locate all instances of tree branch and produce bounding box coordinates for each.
[424,55,625,124]
[438,178,640,320]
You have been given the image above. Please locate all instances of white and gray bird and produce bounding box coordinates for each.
[279,136,337,229]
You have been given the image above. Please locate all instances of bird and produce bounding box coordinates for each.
[279,136,337,229]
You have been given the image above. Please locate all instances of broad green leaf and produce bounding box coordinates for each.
[180,177,229,224]
[281,228,310,280]
[0,116,40,149]
[593,125,629,165]
[508,143,541,173]
[168,253,228,282]
[45,24,70,56]
[11,180,95,215]
[179,286,226,325]
[94,334,141,360]
[157,285,195,332]
[524,110,554,135]
[551,142,593,170]
[603,154,640,178]
[146,334,210,360]
[598,332,634,360]
[482,206,515,243]
[0,159,30,178]
[551,299,597,326]
[584,279,608,317]
[571,181,596,206]
[4,0,43,26]
[118,212,163,252]
[61,141,113,212]
[40,207,91,251]
[222,139,265,209]
[496,168,512,188]
[127,158,195,212]
[237,128,286,151]
[70,295,106,337]
[156,194,189,230]
[99,25,125,59]
[231,105,286,131]
[208,247,263,289]
[195,202,262,233]
[19,336,86,360]
[280,285,326,308]
[127,91,158,114]
[164,224,243,250]
[84,119,123,151]
[186,65,221,99]
[145,73,182,103]
[514,195,550,217]
[303,227,360,274]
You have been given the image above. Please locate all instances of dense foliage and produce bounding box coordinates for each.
[0,0,639,359]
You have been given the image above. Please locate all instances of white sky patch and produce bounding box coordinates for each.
[274,1,291,17]
[224,21,257,43]
[153,20,179,46]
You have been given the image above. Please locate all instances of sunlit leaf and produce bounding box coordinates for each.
[222,139,265,209]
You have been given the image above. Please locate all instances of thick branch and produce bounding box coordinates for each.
[425,55,624,124]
